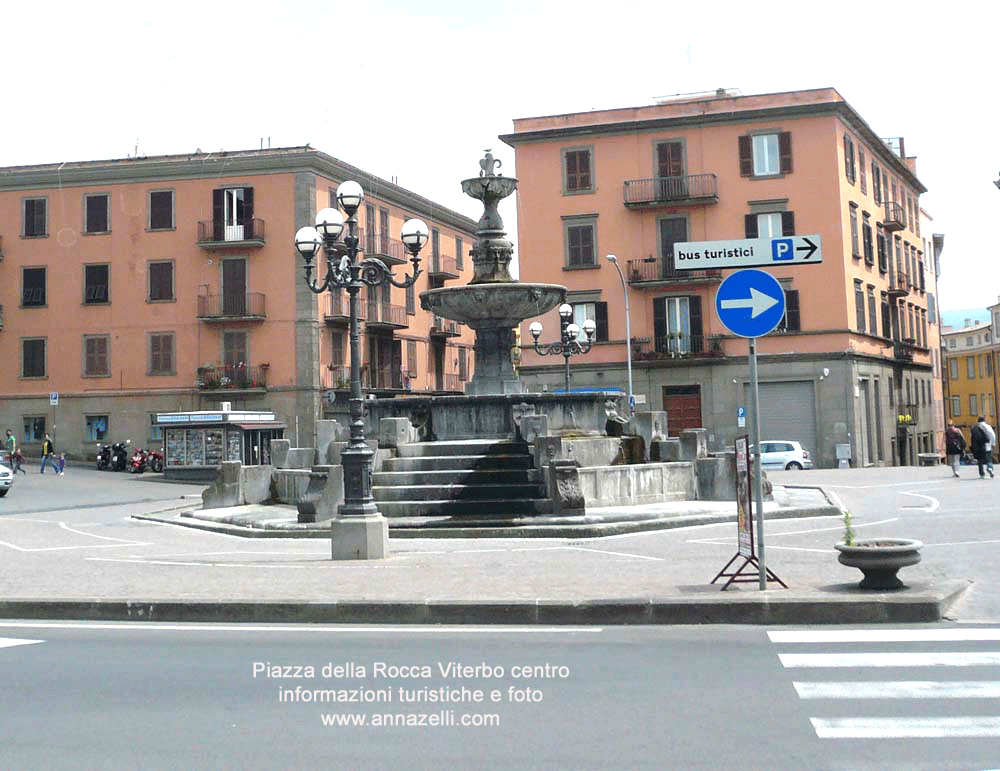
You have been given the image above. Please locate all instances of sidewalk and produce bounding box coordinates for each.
[0,484,968,625]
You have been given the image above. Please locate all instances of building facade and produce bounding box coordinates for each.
[943,317,996,440]
[503,88,943,468]
[0,146,476,461]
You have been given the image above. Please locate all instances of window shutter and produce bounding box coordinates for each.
[595,302,609,342]
[784,290,801,331]
[738,136,753,177]
[653,297,667,342]
[778,132,792,173]
[242,187,254,228]
[212,189,224,241]
[689,295,703,342]
[781,211,795,236]
[744,214,758,238]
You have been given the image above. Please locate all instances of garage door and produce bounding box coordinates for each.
[744,380,817,458]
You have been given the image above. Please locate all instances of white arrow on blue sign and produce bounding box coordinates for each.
[716,269,786,338]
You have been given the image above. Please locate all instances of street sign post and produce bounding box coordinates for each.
[675,235,821,270]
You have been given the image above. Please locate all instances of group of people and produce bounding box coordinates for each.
[4,429,63,475]
[945,417,996,479]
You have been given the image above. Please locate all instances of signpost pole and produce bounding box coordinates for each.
[748,338,766,589]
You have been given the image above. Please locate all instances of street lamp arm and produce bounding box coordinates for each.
[358,257,422,289]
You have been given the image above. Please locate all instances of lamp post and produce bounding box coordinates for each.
[606,254,633,415]
[294,181,428,559]
[528,303,595,393]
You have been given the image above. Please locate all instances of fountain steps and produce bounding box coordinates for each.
[372,439,552,518]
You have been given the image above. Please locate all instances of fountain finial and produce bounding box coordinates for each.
[479,149,502,177]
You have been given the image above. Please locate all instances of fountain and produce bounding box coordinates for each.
[365,152,620,440]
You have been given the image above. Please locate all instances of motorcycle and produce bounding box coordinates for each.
[111,439,131,471]
[128,447,149,474]
[147,448,164,473]
[96,442,112,471]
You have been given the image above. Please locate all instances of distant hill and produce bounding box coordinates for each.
[941,308,990,329]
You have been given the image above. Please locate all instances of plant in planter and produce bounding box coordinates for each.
[835,510,922,590]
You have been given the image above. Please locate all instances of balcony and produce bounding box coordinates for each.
[623,174,719,209]
[626,258,721,286]
[893,340,916,363]
[196,218,266,249]
[365,302,408,329]
[363,366,404,391]
[430,315,460,337]
[888,270,910,297]
[196,293,266,321]
[884,202,906,232]
[323,292,366,324]
[631,334,723,360]
[362,229,408,266]
[196,363,268,393]
[428,254,459,280]
[325,365,351,390]
[896,401,919,425]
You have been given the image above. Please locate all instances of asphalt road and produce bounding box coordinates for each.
[3,622,1000,770]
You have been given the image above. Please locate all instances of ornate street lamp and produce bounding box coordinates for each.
[528,303,596,393]
[294,181,428,559]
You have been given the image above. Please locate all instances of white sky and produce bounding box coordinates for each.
[6,1,998,311]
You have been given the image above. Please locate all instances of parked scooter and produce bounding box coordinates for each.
[128,447,149,474]
[111,439,132,471]
[147,448,164,473]
[96,443,112,471]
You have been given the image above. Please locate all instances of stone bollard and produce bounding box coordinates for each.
[297,465,345,523]
[202,461,243,508]
[650,438,682,462]
[270,439,291,469]
[517,414,548,444]
[679,429,708,461]
[379,417,412,449]
[546,459,585,516]
[631,411,668,461]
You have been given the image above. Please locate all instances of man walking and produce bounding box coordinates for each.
[39,433,59,474]
[970,417,995,479]
[5,429,25,475]
[945,421,967,478]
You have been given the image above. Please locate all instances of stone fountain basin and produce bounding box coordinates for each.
[421,283,565,328]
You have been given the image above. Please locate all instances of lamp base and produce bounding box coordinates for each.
[331,514,389,560]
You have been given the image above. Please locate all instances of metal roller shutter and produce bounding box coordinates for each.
[745,380,818,458]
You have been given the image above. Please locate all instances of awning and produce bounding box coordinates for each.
[232,422,287,430]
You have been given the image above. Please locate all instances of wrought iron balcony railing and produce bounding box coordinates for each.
[196,363,268,391]
[630,334,723,359]
[896,401,919,424]
[625,258,721,284]
[196,292,266,320]
[428,254,459,279]
[196,218,266,246]
[430,315,460,337]
[884,202,906,232]
[888,270,910,297]
[362,229,407,265]
[365,302,408,328]
[323,292,366,322]
[623,174,719,207]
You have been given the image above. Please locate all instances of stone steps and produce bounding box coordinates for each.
[376,498,554,518]
[373,468,541,487]
[383,454,533,472]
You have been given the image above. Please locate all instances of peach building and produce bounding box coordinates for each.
[0,146,476,464]
[942,318,996,440]
[502,88,942,468]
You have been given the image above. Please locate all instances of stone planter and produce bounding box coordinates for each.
[835,539,923,590]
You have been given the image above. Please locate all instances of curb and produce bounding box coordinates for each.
[0,581,969,626]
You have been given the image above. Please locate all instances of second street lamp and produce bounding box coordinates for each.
[294,180,428,559]
[529,303,596,393]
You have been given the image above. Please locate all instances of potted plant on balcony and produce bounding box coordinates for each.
[834,510,923,590]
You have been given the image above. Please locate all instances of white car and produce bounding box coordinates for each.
[753,440,813,470]
[0,455,12,496]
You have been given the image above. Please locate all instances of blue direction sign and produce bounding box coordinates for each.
[716,269,786,338]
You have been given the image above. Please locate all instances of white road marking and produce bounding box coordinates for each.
[794,681,1000,699]
[780,652,1000,668]
[0,621,603,634]
[0,637,44,649]
[899,491,939,512]
[564,546,663,561]
[811,716,1000,738]
[687,517,899,546]
[770,628,1000,644]
[84,557,401,568]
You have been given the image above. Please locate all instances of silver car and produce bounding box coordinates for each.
[753,440,813,470]
[0,456,12,496]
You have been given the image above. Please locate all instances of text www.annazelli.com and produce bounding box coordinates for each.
[321,711,500,727]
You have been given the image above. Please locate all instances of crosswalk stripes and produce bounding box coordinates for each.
[768,627,1000,740]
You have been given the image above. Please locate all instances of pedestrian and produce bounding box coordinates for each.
[39,433,59,474]
[4,429,22,474]
[945,421,966,478]
[58,452,65,475]
[12,448,26,474]
[970,417,995,479]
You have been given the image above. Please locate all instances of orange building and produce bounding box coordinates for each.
[0,146,476,461]
[942,318,996,439]
[503,88,943,467]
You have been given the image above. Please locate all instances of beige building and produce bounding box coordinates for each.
[0,146,476,463]
[503,87,943,467]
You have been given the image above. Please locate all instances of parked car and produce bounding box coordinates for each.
[0,452,13,496]
[752,440,813,470]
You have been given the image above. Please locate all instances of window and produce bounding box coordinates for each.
[564,218,597,268]
[148,261,174,301]
[455,236,464,271]
[653,295,702,354]
[149,333,175,375]
[86,415,109,441]
[23,197,47,237]
[854,281,866,332]
[867,285,877,334]
[880,292,891,338]
[970,395,978,415]
[84,193,110,234]
[84,264,109,304]
[84,335,110,377]
[23,417,45,442]
[968,356,976,378]
[739,132,792,177]
[223,331,248,367]
[744,211,794,238]
[149,190,174,230]
[776,289,800,333]
[844,134,856,183]
[563,148,593,193]
[861,214,873,265]
[872,165,882,205]
[876,225,887,273]
[571,301,609,342]
[149,414,164,442]
[458,347,468,382]
[660,217,689,274]
[405,282,415,315]
[22,338,46,378]
[406,340,417,378]
[22,267,46,307]
[849,205,860,258]
[950,395,961,417]
[212,187,254,241]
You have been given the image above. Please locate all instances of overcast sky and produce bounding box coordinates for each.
[6,1,997,311]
